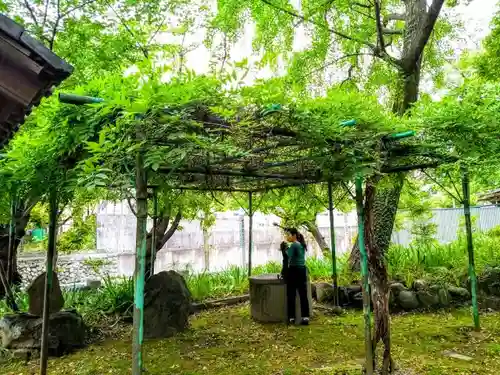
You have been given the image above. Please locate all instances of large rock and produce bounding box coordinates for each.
[430,285,452,307]
[478,267,500,296]
[417,290,439,308]
[27,272,64,316]
[448,286,471,302]
[143,270,192,339]
[0,310,86,358]
[390,282,407,296]
[398,290,419,310]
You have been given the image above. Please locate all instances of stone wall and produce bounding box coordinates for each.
[18,252,119,289]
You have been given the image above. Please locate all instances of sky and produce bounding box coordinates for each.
[152,0,499,91]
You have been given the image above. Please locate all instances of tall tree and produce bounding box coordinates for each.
[209,0,453,372]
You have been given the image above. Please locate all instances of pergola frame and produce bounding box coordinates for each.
[31,92,479,375]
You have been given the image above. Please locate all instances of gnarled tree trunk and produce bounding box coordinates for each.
[349,1,445,372]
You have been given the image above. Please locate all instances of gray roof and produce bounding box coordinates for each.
[0,14,73,148]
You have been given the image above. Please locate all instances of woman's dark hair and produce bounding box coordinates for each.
[285,227,308,251]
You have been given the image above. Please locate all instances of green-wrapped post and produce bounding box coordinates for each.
[132,145,148,374]
[58,93,104,105]
[461,165,480,331]
[355,176,374,375]
[150,188,158,277]
[248,192,253,277]
[40,189,58,375]
[327,181,339,306]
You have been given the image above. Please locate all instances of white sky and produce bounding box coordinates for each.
[150,0,498,91]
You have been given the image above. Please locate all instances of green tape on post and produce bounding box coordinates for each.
[386,130,416,140]
[340,119,356,127]
[461,165,480,331]
[355,175,374,375]
[59,93,104,105]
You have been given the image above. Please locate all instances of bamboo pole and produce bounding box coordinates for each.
[40,189,58,375]
[355,176,374,375]
[248,192,253,277]
[327,181,339,306]
[150,188,158,277]
[461,165,480,331]
[132,145,148,374]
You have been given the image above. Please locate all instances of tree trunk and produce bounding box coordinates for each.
[349,1,445,372]
[203,227,210,271]
[144,211,182,278]
[0,201,34,297]
[304,220,329,257]
[349,175,405,271]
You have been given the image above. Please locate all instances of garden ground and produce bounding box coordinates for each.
[2,305,500,375]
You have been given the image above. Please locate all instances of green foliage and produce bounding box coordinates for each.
[57,215,97,253]
[475,6,500,81]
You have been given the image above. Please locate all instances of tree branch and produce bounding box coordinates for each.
[302,53,374,79]
[61,0,99,19]
[261,0,402,68]
[403,0,445,71]
[373,0,385,52]
[48,0,61,51]
[353,1,373,8]
[126,196,137,216]
[259,0,377,51]
[159,211,182,249]
[23,0,40,28]
[383,28,403,35]
[104,0,149,59]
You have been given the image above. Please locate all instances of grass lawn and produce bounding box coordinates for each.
[2,305,500,375]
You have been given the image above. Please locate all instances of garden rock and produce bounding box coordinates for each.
[417,290,439,308]
[398,290,419,310]
[27,272,64,316]
[314,283,335,303]
[480,296,500,311]
[390,282,407,296]
[478,267,500,296]
[430,286,452,307]
[0,310,86,358]
[143,270,192,339]
[447,286,470,301]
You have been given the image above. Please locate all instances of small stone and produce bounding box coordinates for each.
[398,290,419,310]
[27,272,64,316]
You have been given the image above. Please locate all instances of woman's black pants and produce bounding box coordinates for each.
[286,266,310,320]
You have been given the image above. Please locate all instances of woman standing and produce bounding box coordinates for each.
[284,228,310,325]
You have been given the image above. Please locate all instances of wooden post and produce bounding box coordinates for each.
[327,181,339,306]
[7,196,16,284]
[40,189,58,375]
[150,188,158,277]
[355,176,374,375]
[461,165,480,331]
[248,192,253,277]
[132,140,148,375]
